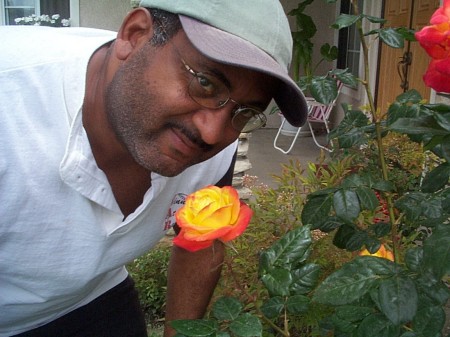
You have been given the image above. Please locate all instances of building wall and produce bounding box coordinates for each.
[79,0,131,31]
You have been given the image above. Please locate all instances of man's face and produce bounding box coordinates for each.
[105,31,276,177]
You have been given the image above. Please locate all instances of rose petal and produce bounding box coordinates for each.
[183,225,233,241]
[424,60,450,93]
[173,230,214,252]
[220,202,253,242]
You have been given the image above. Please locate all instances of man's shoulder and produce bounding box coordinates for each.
[0,26,116,72]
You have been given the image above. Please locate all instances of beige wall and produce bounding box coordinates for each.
[79,0,132,31]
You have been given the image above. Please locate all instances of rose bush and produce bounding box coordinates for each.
[173,185,252,252]
[171,1,449,336]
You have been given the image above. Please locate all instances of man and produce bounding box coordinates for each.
[0,0,307,336]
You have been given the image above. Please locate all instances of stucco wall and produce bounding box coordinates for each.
[79,0,131,31]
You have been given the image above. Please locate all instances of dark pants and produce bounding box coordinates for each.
[13,276,148,337]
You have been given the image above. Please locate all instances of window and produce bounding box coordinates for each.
[337,0,364,77]
[2,0,69,25]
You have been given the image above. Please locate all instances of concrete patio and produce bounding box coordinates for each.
[244,127,329,189]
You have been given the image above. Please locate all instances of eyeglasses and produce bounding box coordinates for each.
[180,59,267,133]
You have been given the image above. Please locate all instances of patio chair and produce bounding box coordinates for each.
[273,81,343,154]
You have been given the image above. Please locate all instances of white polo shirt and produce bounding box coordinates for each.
[0,26,237,336]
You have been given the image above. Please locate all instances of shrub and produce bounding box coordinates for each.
[127,243,171,325]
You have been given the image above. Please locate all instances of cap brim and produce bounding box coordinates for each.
[179,15,308,127]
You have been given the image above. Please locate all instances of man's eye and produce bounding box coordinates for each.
[197,76,215,94]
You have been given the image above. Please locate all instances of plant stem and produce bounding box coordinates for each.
[224,259,289,337]
[352,0,400,260]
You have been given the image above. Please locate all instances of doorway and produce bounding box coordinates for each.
[376,0,440,113]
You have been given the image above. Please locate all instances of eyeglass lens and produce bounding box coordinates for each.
[187,72,266,132]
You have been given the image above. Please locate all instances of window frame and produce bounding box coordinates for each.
[0,0,79,26]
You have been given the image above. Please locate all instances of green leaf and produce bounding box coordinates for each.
[356,187,379,211]
[331,14,362,29]
[262,226,312,270]
[330,68,358,88]
[301,194,333,229]
[313,256,396,305]
[379,28,404,48]
[390,115,449,136]
[335,305,373,323]
[333,225,370,251]
[404,247,423,272]
[422,225,450,279]
[331,313,358,333]
[309,76,338,104]
[396,89,422,103]
[170,319,218,337]
[320,43,338,61]
[290,263,321,294]
[260,296,284,319]
[229,313,262,337]
[333,189,361,222]
[261,268,292,296]
[363,15,386,24]
[378,276,418,325]
[286,295,310,314]
[421,162,450,193]
[333,225,357,250]
[212,297,243,321]
[412,306,446,336]
[357,313,400,337]
[371,222,391,238]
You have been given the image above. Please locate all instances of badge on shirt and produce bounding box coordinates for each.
[163,193,187,231]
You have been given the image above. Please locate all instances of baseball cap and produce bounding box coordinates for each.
[139,0,308,127]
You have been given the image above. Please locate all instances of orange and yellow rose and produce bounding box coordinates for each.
[173,185,253,252]
[415,0,450,93]
[359,244,394,261]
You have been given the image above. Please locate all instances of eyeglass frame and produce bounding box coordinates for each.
[178,58,268,133]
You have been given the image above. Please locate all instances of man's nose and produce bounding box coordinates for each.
[191,106,237,145]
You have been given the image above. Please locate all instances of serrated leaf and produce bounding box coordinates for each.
[421,162,450,193]
[422,225,450,279]
[286,295,310,314]
[290,263,321,294]
[356,187,379,211]
[313,256,397,305]
[396,89,422,103]
[260,296,284,319]
[357,313,400,337]
[335,305,373,323]
[371,222,391,238]
[390,115,449,135]
[262,226,312,270]
[378,276,418,324]
[334,189,361,222]
[301,194,333,229]
[412,306,446,336]
[212,297,242,321]
[170,319,218,337]
[229,313,262,337]
[331,313,358,333]
[261,268,292,296]
[404,247,423,273]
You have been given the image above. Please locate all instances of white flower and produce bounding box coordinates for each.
[61,19,70,27]
[51,14,60,20]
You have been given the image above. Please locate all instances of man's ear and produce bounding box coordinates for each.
[115,7,154,60]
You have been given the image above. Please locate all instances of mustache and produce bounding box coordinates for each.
[166,122,213,152]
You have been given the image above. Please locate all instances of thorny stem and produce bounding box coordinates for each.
[351,0,400,260]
